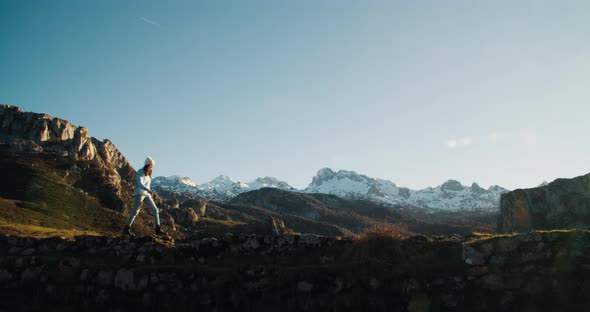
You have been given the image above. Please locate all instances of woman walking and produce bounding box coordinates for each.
[122,156,167,236]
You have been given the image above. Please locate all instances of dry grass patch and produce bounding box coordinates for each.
[464,231,517,244]
[0,219,102,238]
[354,224,413,241]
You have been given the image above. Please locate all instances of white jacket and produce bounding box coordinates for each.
[135,168,152,196]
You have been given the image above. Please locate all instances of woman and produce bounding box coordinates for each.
[122,156,167,236]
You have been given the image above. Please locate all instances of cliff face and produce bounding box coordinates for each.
[498,173,590,233]
[0,105,135,212]
[1,231,589,311]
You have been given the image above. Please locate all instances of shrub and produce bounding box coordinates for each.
[355,223,412,241]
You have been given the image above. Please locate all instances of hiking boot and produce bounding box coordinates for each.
[122,225,134,237]
[155,225,167,236]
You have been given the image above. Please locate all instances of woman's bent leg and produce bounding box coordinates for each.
[126,195,144,226]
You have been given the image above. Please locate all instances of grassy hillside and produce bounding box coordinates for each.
[0,152,154,238]
[185,202,353,238]
[231,188,497,236]
[0,152,497,239]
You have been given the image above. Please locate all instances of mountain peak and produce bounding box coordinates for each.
[317,167,335,176]
[309,168,336,187]
[249,177,294,190]
[255,176,280,183]
[212,175,233,183]
[488,185,509,194]
[178,176,196,187]
[156,175,197,187]
[441,180,464,191]
[470,182,487,194]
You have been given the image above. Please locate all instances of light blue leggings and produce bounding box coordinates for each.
[126,194,160,226]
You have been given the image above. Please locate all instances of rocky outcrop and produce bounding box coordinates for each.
[1,105,91,159]
[498,173,590,233]
[167,207,199,226]
[180,197,208,216]
[0,231,589,311]
[269,216,294,235]
[0,105,135,212]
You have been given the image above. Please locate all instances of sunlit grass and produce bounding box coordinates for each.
[0,219,101,238]
[0,156,154,238]
[465,232,516,244]
[464,229,590,244]
[353,224,412,241]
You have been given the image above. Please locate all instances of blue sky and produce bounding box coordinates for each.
[1,0,589,190]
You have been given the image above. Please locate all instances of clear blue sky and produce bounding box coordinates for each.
[1,0,589,190]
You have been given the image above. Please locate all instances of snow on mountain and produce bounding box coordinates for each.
[305,168,375,198]
[151,176,203,193]
[247,177,296,191]
[303,168,510,211]
[154,168,510,211]
[200,175,250,194]
[407,180,505,211]
[488,185,510,195]
[152,175,295,201]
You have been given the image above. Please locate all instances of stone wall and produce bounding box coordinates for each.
[1,231,589,311]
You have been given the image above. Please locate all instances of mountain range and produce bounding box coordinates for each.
[152,175,296,202]
[153,168,510,211]
[0,104,499,239]
[7,103,584,241]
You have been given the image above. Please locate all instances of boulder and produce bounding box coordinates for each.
[168,207,198,226]
[180,198,207,216]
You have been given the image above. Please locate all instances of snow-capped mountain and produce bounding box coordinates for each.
[152,176,202,193]
[406,180,509,211]
[247,177,296,191]
[152,175,295,201]
[199,175,250,194]
[303,168,509,211]
[154,168,509,211]
[304,168,408,201]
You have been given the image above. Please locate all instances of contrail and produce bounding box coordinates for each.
[140,17,162,28]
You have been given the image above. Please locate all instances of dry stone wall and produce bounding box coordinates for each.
[1,231,589,311]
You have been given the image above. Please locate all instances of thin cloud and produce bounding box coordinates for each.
[519,128,538,146]
[140,17,163,28]
[458,137,472,145]
[447,140,458,148]
[447,137,472,148]
[488,131,513,142]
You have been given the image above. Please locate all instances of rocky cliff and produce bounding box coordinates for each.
[0,105,135,212]
[498,173,590,233]
[1,230,589,311]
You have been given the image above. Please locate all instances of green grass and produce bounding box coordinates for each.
[0,218,101,238]
[0,153,156,238]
